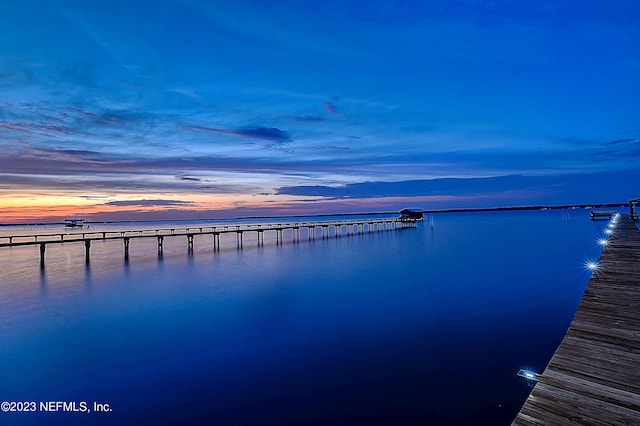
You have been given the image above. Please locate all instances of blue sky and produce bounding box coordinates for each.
[1,0,638,222]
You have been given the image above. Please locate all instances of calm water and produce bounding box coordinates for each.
[0,210,609,425]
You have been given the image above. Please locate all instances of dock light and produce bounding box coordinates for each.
[605,229,613,235]
[586,261,599,271]
[517,368,539,382]
[598,238,608,247]
[608,223,615,229]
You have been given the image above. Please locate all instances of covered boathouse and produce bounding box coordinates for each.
[399,208,425,221]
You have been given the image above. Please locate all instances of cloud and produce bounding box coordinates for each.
[181,124,292,143]
[325,101,342,116]
[600,138,639,146]
[23,147,109,162]
[309,145,350,151]
[592,137,640,159]
[276,176,527,199]
[0,102,172,149]
[276,171,640,203]
[101,199,195,207]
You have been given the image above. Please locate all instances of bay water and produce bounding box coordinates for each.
[0,210,608,425]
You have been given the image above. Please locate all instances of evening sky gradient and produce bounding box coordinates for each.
[1,0,639,223]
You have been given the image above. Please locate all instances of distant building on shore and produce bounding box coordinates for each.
[399,208,425,221]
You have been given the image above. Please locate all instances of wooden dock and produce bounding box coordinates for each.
[589,210,616,220]
[0,217,417,267]
[513,214,640,425]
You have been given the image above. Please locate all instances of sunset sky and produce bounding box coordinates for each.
[1,0,639,223]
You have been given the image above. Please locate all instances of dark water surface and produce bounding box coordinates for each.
[0,210,609,425]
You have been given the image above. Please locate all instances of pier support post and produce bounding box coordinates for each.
[236,231,243,249]
[157,236,164,256]
[213,233,220,252]
[187,234,194,252]
[85,240,91,264]
[124,237,130,261]
[39,243,46,268]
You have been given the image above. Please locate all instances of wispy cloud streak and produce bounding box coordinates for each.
[181,124,292,143]
[102,199,194,207]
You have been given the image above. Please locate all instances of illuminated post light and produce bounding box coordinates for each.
[586,261,599,271]
[517,368,539,382]
[597,238,608,247]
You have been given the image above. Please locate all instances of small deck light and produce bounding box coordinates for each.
[517,368,539,382]
[597,238,608,247]
[586,261,599,271]
[605,229,613,235]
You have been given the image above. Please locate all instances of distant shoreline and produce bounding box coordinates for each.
[420,202,627,214]
[0,202,628,227]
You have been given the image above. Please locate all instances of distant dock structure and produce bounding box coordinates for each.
[0,215,419,268]
[630,197,640,220]
[513,213,640,424]
[589,210,615,220]
[399,208,425,221]
[64,218,85,228]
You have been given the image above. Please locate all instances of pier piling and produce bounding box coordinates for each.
[123,237,130,260]
[157,236,164,256]
[39,243,46,268]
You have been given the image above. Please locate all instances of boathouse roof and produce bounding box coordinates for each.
[399,208,425,220]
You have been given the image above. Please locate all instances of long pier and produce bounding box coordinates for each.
[513,214,640,425]
[0,218,417,268]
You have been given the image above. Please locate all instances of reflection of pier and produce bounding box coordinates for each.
[0,218,417,268]
[513,214,640,424]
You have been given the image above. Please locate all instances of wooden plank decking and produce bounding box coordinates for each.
[513,214,640,425]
